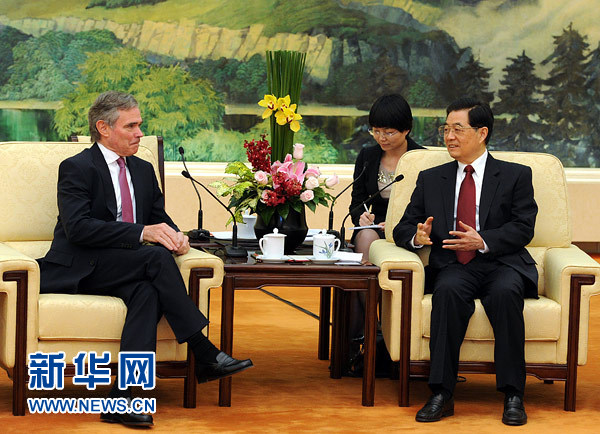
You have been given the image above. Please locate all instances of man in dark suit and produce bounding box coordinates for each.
[39,91,252,427]
[393,98,537,426]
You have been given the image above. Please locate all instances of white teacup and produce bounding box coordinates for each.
[258,228,286,259]
[238,214,256,239]
[312,231,341,259]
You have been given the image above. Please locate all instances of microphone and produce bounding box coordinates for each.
[179,147,210,242]
[181,170,247,257]
[327,161,369,239]
[339,174,405,250]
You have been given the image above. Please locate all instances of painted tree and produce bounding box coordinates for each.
[455,54,494,104]
[583,42,600,166]
[0,30,119,101]
[541,23,589,165]
[54,48,225,159]
[493,51,544,152]
[0,26,30,86]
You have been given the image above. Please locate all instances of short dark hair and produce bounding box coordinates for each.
[446,97,494,145]
[368,94,413,133]
[88,91,138,142]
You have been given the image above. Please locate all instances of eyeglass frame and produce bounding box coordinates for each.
[438,124,480,138]
[368,128,399,139]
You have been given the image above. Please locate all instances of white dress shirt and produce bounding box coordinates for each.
[97,143,137,223]
[97,143,144,242]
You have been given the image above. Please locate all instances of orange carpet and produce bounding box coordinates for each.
[2,278,600,432]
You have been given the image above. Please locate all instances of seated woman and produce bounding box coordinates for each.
[349,94,424,256]
[346,94,424,375]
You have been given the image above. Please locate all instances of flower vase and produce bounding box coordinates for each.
[254,207,308,254]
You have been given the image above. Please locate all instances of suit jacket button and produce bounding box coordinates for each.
[89,260,95,266]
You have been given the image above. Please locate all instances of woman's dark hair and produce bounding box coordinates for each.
[446,97,494,145]
[368,94,413,133]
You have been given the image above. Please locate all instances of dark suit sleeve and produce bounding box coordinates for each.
[349,148,369,226]
[57,158,144,248]
[392,171,426,251]
[479,165,537,257]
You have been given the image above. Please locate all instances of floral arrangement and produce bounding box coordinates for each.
[211,136,339,226]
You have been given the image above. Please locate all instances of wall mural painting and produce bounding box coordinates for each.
[0,0,598,166]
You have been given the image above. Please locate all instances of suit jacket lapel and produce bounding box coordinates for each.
[127,156,144,223]
[440,161,457,233]
[91,143,117,219]
[479,154,500,229]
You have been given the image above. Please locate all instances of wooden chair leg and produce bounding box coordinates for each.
[183,350,197,408]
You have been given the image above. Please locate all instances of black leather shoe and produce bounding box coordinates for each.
[415,393,454,422]
[100,397,153,427]
[502,395,527,426]
[195,351,253,383]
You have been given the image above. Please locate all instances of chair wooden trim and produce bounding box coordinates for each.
[388,269,596,411]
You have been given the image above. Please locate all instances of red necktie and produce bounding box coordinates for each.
[116,157,134,223]
[456,165,476,264]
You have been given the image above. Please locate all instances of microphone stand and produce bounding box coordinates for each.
[327,161,369,241]
[181,170,247,257]
[178,147,210,241]
[339,174,404,250]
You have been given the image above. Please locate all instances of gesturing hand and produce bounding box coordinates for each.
[443,221,484,251]
[414,216,433,246]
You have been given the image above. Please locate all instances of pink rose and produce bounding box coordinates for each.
[254,170,269,185]
[325,174,339,188]
[300,190,314,202]
[293,143,305,159]
[260,190,269,203]
[305,176,320,190]
[305,166,321,178]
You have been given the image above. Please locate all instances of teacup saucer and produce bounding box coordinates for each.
[309,256,339,264]
[256,255,287,264]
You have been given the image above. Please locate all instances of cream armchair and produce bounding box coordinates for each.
[369,148,600,411]
[0,138,224,416]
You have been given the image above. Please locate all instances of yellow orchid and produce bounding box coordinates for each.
[258,94,278,119]
[277,95,292,110]
[275,106,302,132]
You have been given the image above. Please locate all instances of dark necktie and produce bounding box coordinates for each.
[456,164,476,264]
[116,157,134,223]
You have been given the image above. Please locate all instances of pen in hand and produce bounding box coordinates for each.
[363,204,375,225]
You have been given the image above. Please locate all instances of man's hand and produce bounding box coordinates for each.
[173,233,190,256]
[359,211,375,226]
[443,221,484,251]
[143,223,189,254]
[414,216,433,246]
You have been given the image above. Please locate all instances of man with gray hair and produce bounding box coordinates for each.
[39,91,253,427]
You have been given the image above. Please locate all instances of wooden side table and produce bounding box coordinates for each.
[218,261,380,407]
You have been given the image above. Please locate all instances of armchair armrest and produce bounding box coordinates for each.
[174,248,224,316]
[0,242,40,374]
[545,245,600,304]
[544,245,600,365]
[369,239,425,298]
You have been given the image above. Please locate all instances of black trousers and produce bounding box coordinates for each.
[428,257,526,395]
[77,245,209,352]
